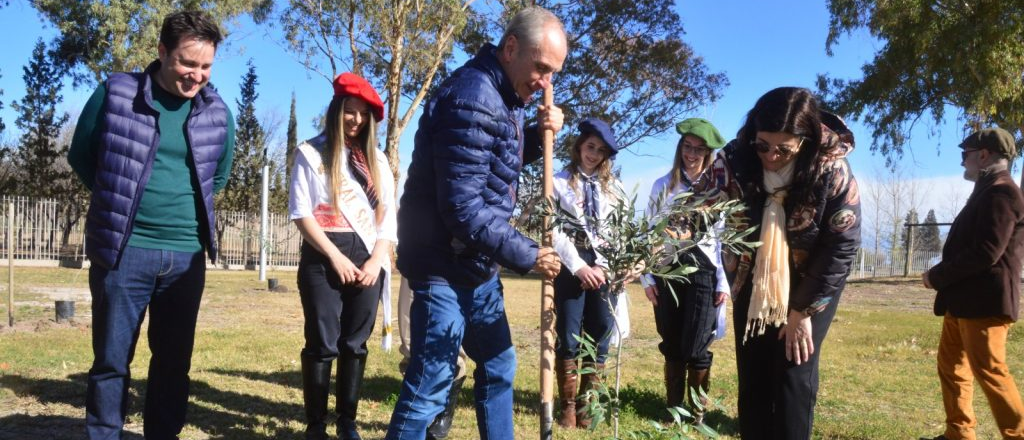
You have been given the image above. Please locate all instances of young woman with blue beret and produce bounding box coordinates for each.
[551,118,625,429]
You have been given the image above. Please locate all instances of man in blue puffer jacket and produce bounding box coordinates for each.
[67,11,234,440]
[387,6,567,439]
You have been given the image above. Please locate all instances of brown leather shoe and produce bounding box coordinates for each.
[686,367,710,426]
[556,358,578,428]
[663,360,687,423]
[576,362,604,429]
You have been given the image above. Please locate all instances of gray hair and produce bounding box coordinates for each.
[497,6,565,51]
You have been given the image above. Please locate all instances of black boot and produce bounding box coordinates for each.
[301,356,332,440]
[335,353,366,440]
[426,374,466,440]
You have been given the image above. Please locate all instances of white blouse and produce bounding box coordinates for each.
[551,169,624,274]
[288,133,397,351]
[643,164,730,294]
[288,133,397,246]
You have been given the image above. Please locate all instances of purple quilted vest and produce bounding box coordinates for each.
[85,61,228,269]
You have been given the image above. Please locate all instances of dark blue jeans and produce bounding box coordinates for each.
[386,275,516,440]
[554,247,616,363]
[86,246,206,440]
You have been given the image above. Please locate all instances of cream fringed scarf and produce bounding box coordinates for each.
[744,161,795,343]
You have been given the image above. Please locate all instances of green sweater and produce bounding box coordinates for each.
[68,82,235,253]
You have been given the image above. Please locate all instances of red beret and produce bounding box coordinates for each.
[332,72,384,122]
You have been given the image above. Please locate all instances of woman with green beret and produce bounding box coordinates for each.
[641,117,733,426]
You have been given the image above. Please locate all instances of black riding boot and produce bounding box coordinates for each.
[302,356,332,440]
[427,374,466,439]
[336,353,366,440]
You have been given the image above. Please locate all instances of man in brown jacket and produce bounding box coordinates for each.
[922,127,1024,440]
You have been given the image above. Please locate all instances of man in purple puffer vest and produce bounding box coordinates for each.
[67,11,235,440]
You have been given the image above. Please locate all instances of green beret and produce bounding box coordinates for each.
[960,127,1017,159]
[675,118,726,149]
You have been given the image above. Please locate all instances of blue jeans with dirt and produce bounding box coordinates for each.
[385,275,516,440]
[86,246,206,440]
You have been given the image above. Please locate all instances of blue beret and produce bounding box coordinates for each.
[577,118,620,158]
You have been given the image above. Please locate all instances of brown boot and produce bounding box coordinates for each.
[576,362,604,429]
[556,358,578,428]
[686,367,710,426]
[663,360,687,422]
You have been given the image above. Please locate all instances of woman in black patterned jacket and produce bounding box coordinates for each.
[723,87,861,440]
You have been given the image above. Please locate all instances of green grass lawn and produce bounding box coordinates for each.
[1,267,1022,439]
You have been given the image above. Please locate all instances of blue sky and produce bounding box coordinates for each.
[0,0,979,221]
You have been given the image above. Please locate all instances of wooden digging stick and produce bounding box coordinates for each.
[539,84,556,440]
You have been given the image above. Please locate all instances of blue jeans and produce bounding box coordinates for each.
[86,246,206,440]
[553,247,616,363]
[386,275,516,440]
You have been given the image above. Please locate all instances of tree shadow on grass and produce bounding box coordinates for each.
[617,385,739,437]
[0,373,143,440]
[205,368,405,405]
[0,372,312,439]
[0,413,144,440]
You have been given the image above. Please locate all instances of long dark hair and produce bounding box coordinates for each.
[736,87,824,206]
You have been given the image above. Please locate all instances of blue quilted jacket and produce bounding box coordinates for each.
[85,61,229,269]
[397,44,542,287]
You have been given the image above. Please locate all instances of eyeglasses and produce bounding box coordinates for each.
[961,148,981,161]
[681,142,711,156]
[752,137,804,159]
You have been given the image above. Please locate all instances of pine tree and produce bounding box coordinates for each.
[286,91,297,172]
[919,209,943,253]
[220,59,266,215]
[265,92,298,217]
[217,59,266,266]
[0,68,6,136]
[0,68,11,193]
[901,209,919,251]
[11,40,88,251]
[268,160,288,216]
[12,40,70,198]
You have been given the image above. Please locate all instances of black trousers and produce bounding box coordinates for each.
[297,232,382,360]
[653,250,718,369]
[553,246,616,363]
[732,281,843,440]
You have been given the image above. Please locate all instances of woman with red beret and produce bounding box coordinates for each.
[289,72,396,440]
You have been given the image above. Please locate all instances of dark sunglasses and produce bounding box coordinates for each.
[751,137,804,158]
[961,148,982,160]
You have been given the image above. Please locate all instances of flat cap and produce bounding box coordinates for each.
[960,127,1017,159]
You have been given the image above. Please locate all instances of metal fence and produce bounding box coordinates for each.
[0,196,302,269]
[0,196,86,262]
[215,211,302,269]
[0,195,944,277]
[848,248,942,280]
